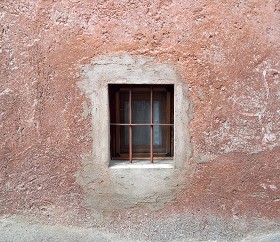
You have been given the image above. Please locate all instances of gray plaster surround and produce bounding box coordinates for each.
[77,53,193,214]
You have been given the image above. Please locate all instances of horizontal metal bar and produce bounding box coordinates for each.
[115,87,168,92]
[110,123,174,126]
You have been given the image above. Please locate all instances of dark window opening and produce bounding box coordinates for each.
[109,84,174,163]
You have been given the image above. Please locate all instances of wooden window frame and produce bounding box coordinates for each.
[109,84,174,163]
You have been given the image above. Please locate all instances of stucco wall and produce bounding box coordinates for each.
[0,0,279,241]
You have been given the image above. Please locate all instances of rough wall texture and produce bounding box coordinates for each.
[0,0,280,241]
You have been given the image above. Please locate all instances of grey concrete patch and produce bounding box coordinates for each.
[76,53,193,217]
[196,154,209,164]
[107,212,280,242]
[0,216,279,242]
[0,217,131,242]
[241,233,280,242]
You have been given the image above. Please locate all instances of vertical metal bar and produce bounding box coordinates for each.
[115,91,120,156]
[129,86,132,163]
[150,86,153,163]
[166,91,171,155]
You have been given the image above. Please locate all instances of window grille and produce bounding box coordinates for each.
[109,85,174,163]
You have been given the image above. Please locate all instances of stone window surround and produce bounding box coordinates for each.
[79,54,192,169]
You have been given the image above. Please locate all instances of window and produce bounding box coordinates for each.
[109,84,174,163]
[80,54,191,170]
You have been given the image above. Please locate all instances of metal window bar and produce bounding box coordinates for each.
[110,124,174,126]
[110,86,173,163]
[150,86,153,163]
[129,86,132,163]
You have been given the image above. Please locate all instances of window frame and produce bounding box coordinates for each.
[109,84,174,163]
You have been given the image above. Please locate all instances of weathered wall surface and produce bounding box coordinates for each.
[1,0,280,241]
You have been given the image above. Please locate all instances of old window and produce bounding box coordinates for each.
[109,84,174,163]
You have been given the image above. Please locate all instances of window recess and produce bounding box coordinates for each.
[109,84,174,163]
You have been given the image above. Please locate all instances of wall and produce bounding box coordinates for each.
[0,0,279,241]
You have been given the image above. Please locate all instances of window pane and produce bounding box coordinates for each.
[124,101,129,124]
[153,125,162,146]
[153,126,172,156]
[124,125,129,146]
[153,100,162,146]
[132,101,150,124]
[120,92,129,124]
[153,101,161,124]
[153,91,167,124]
[132,126,150,147]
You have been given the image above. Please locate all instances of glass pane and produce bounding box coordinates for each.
[153,101,160,123]
[120,91,129,124]
[153,125,162,146]
[153,126,171,155]
[132,126,150,147]
[153,101,162,145]
[153,91,167,124]
[124,125,129,146]
[132,101,150,124]
[124,101,129,124]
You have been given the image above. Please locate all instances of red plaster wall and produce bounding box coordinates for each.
[0,0,279,238]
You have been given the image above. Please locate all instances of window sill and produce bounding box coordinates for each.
[109,159,173,169]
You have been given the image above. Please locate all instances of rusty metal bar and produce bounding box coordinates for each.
[129,86,132,163]
[110,123,174,126]
[166,91,171,156]
[115,91,120,155]
[150,86,153,163]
